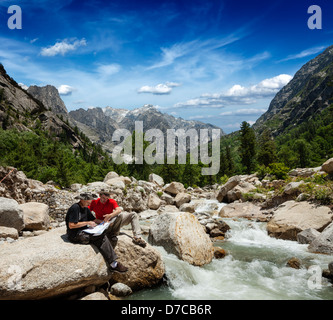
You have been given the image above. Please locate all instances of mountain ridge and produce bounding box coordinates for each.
[68,104,225,154]
[253,45,333,136]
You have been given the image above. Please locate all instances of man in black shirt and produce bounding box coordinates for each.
[65,192,128,273]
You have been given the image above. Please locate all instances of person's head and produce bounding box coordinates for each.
[99,189,111,203]
[75,192,97,207]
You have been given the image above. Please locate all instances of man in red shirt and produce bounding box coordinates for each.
[89,189,146,247]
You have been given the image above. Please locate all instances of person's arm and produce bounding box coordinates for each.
[69,220,97,229]
[103,206,121,222]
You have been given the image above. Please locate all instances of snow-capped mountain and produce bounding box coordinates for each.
[69,104,225,154]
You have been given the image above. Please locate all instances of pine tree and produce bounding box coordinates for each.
[257,128,277,166]
[239,121,257,174]
[182,154,201,187]
[225,144,235,176]
[293,139,311,168]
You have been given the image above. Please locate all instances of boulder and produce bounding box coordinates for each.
[219,202,269,221]
[120,189,148,213]
[179,203,195,213]
[297,228,321,244]
[147,193,161,210]
[103,171,119,182]
[70,183,82,192]
[149,173,164,187]
[160,192,175,205]
[174,192,191,208]
[0,167,29,204]
[0,197,25,232]
[225,181,257,203]
[286,257,302,269]
[80,292,109,300]
[164,182,185,196]
[148,212,214,266]
[283,181,304,195]
[288,167,322,178]
[105,177,126,189]
[308,222,333,254]
[216,176,240,202]
[0,226,19,240]
[321,158,333,174]
[0,227,164,300]
[86,181,110,191]
[19,202,50,231]
[110,283,132,297]
[110,233,165,291]
[267,201,333,241]
[213,247,227,259]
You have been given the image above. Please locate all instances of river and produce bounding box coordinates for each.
[126,200,333,300]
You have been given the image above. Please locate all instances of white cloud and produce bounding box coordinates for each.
[18,83,28,90]
[58,84,75,96]
[223,74,293,98]
[174,74,293,109]
[138,82,181,95]
[41,38,87,57]
[219,108,268,116]
[147,35,240,70]
[280,45,326,62]
[97,63,121,76]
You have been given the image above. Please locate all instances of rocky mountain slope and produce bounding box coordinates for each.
[254,45,333,135]
[27,85,68,117]
[0,64,82,149]
[69,104,225,154]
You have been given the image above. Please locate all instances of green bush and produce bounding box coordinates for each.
[268,163,290,180]
[314,187,332,205]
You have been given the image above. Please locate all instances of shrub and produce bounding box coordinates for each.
[268,163,290,180]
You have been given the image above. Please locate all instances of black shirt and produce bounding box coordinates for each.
[65,203,95,241]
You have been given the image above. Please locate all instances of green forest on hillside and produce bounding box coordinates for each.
[1,103,332,188]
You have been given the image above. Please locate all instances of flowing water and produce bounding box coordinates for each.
[126,200,333,300]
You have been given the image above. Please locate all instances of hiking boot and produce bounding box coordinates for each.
[110,261,128,273]
[132,236,147,248]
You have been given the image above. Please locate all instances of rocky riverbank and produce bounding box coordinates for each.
[0,158,332,299]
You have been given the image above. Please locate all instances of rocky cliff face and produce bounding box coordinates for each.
[254,45,333,135]
[0,65,82,149]
[27,85,69,117]
[0,64,46,131]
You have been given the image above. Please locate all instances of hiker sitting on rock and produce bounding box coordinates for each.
[65,192,128,273]
[89,189,146,248]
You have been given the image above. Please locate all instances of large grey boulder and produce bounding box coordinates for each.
[148,212,214,266]
[219,202,270,221]
[0,226,19,240]
[297,228,321,244]
[0,197,25,232]
[308,222,333,254]
[267,201,333,240]
[0,227,164,300]
[149,173,164,187]
[19,202,50,231]
[216,176,241,202]
[164,182,185,196]
[321,158,333,174]
[108,233,165,291]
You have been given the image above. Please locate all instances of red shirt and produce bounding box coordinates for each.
[89,198,119,220]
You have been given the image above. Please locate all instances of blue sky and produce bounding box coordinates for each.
[0,0,332,133]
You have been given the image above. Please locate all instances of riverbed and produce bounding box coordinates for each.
[126,201,333,300]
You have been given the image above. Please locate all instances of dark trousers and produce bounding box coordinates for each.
[70,231,118,266]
